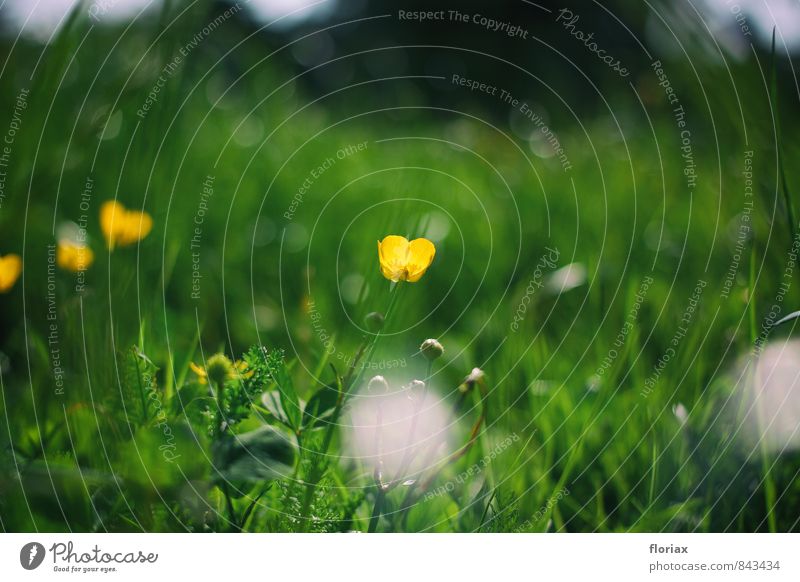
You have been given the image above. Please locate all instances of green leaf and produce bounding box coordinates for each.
[302,383,340,430]
[212,426,296,484]
[118,345,159,427]
[257,391,294,429]
[241,346,301,430]
[271,358,302,431]
[170,381,213,429]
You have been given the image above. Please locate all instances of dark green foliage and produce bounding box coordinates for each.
[212,426,296,484]
[240,346,300,431]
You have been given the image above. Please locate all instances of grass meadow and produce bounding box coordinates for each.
[1,0,800,533]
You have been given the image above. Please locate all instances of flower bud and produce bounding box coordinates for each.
[367,375,390,394]
[459,367,485,393]
[206,353,234,387]
[364,311,385,332]
[420,338,444,361]
[406,379,426,401]
[672,403,688,426]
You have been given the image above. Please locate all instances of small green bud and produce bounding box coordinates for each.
[420,338,444,361]
[459,367,485,393]
[206,353,234,387]
[406,379,426,401]
[364,311,385,332]
[367,375,390,394]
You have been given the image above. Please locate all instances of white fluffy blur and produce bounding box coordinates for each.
[731,338,800,454]
[343,382,455,483]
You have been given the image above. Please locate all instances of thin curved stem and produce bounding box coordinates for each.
[368,488,386,533]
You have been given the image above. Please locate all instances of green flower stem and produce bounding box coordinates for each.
[221,482,240,532]
[390,362,433,488]
[424,359,433,383]
[297,283,402,529]
[212,377,239,531]
[368,487,386,533]
[348,283,402,396]
[419,380,488,492]
[398,375,484,530]
[398,441,440,531]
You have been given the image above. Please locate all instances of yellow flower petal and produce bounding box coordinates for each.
[100,201,121,249]
[378,235,409,282]
[405,238,436,282]
[56,242,94,272]
[189,362,208,384]
[377,235,435,282]
[234,360,254,379]
[0,254,22,293]
[100,200,152,250]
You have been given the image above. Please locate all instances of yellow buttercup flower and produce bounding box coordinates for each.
[377,235,436,283]
[0,253,22,293]
[57,241,94,272]
[100,200,152,249]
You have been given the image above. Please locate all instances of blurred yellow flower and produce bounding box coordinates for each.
[190,358,253,385]
[100,200,152,249]
[0,253,22,293]
[189,362,208,384]
[57,241,94,272]
[377,235,435,282]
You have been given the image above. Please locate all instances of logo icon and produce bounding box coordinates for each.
[20,542,46,570]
